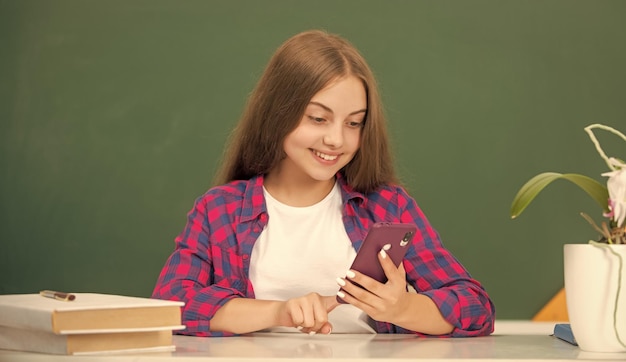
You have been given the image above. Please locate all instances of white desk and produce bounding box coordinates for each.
[0,321,624,361]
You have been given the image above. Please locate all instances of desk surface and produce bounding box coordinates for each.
[0,321,624,361]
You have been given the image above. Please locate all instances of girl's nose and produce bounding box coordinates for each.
[323,123,343,148]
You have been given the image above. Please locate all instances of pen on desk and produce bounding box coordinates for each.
[39,290,76,302]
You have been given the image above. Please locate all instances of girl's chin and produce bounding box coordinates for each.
[297,168,341,183]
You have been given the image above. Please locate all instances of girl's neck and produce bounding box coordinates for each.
[264,172,336,207]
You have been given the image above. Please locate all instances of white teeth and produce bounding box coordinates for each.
[314,151,338,161]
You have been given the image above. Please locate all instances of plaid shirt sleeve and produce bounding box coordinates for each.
[348,184,495,337]
[151,183,257,337]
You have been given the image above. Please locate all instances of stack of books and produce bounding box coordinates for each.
[0,292,185,355]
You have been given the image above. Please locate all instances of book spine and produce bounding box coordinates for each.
[0,304,54,333]
[0,326,67,354]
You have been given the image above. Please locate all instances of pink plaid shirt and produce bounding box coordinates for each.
[152,174,495,337]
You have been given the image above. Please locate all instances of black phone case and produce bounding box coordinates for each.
[337,222,417,304]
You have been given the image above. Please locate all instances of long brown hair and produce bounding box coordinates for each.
[214,30,398,193]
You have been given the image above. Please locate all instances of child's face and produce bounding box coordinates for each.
[280,75,366,184]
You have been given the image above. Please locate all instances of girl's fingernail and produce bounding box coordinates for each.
[337,291,346,298]
[309,331,316,335]
[346,270,356,278]
[336,277,346,286]
[296,326,303,330]
[380,249,387,259]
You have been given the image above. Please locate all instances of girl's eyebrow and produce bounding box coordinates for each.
[309,101,367,116]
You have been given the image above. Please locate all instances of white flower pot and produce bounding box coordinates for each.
[564,244,626,352]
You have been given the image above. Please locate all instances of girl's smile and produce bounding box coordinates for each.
[312,149,340,162]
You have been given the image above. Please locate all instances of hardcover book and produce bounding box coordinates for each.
[0,293,185,334]
[0,325,176,355]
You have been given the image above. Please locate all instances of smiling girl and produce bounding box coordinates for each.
[152,30,495,337]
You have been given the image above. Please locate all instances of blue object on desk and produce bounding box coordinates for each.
[553,324,577,346]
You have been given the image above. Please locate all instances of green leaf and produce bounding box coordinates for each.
[510,172,609,219]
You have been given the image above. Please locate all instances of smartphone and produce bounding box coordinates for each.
[337,222,417,304]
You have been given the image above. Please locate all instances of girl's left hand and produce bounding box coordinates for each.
[336,248,409,324]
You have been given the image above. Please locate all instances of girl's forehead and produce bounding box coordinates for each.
[309,76,366,110]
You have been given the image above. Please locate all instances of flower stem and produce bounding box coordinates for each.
[584,124,626,171]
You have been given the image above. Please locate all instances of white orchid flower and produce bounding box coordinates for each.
[602,157,626,227]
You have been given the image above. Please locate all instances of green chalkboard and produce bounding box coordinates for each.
[1,0,625,319]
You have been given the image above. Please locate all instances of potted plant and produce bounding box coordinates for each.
[510,123,625,353]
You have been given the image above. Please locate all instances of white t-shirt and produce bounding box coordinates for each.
[248,182,376,333]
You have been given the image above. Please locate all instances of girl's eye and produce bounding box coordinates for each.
[308,116,326,123]
[347,121,364,128]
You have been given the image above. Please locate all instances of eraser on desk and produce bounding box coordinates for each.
[553,323,578,346]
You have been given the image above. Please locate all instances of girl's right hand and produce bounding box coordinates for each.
[277,293,339,334]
